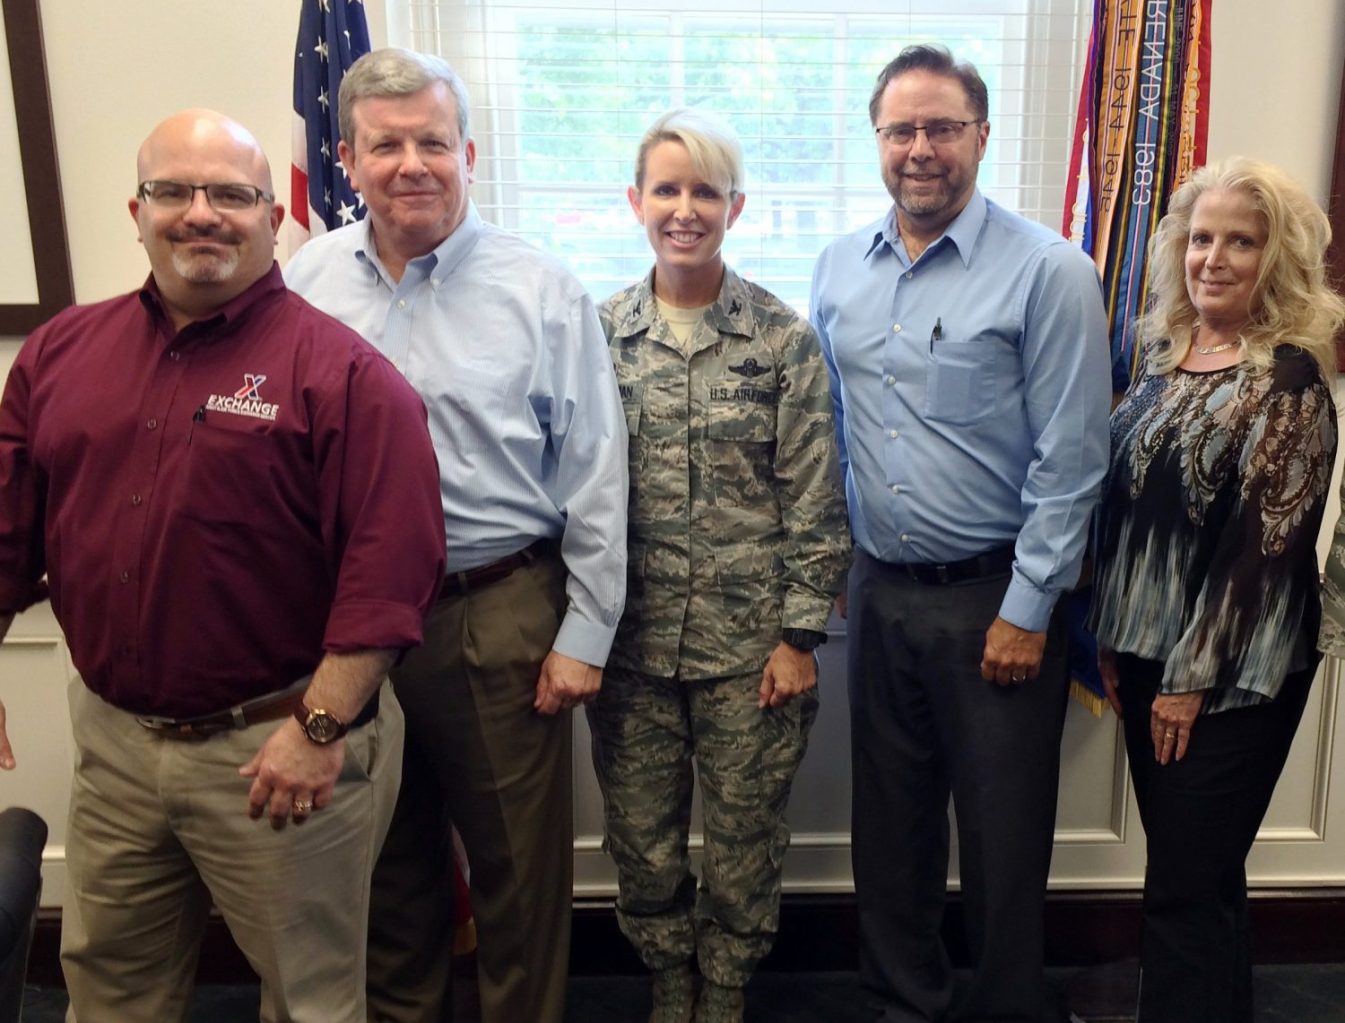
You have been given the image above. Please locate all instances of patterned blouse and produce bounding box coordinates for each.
[1090,345,1337,712]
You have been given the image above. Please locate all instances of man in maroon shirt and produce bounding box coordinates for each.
[0,109,445,1022]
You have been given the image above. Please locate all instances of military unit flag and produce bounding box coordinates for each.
[1063,0,1212,392]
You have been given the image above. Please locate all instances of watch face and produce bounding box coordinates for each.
[306,711,343,743]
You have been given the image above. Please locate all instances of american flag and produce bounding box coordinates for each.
[290,0,370,249]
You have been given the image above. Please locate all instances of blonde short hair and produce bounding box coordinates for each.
[633,109,745,196]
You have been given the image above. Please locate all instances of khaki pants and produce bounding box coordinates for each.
[61,678,403,1023]
[367,552,573,1023]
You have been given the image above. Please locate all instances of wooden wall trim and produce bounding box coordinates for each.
[1330,47,1345,367]
[1332,52,1345,287]
[0,0,75,334]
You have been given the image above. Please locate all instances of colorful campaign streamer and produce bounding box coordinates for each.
[1062,0,1211,713]
[1063,0,1211,392]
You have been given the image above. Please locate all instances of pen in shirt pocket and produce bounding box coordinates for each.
[189,405,206,446]
[929,317,943,354]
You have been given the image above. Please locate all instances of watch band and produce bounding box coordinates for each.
[782,628,827,652]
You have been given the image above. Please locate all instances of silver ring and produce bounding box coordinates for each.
[293,799,313,814]
[1163,730,1176,741]
[1011,673,1026,683]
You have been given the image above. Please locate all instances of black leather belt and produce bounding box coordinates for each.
[895,545,1015,585]
[136,682,379,741]
[440,538,557,598]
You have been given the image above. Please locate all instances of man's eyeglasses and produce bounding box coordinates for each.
[137,180,274,212]
[874,119,982,148]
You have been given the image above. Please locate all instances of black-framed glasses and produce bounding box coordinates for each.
[136,180,274,212]
[874,119,982,147]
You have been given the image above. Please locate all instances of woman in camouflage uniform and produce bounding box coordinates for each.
[587,109,851,1023]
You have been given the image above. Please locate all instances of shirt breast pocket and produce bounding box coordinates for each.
[925,339,1009,426]
[707,380,778,443]
[618,392,645,483]
[184,417,298,532]
[438,362,517,455]
[620,382,643,439]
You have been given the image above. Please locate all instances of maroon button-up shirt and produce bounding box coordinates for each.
[0,265,445,717]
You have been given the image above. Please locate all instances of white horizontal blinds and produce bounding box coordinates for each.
[399,0,1089,311]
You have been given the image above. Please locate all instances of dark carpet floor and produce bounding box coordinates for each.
[19,963,1345,1021]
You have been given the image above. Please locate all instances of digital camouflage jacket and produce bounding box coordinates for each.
[601,268,851,679]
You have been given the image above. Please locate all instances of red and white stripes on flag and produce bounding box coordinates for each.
[290,0,370,252]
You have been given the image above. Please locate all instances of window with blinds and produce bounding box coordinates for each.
[393,0,1090,312]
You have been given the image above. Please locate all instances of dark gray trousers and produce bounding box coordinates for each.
[848,547,1069,1023]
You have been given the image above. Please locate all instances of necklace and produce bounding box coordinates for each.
[1190,322,1240,355]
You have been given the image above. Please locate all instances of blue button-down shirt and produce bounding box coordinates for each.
[810,191,1109,631]
[284,205,628,665]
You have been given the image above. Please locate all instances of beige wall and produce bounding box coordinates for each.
[0,0,1339,349]
[1207,2,1344,197]
[2,0,387,330]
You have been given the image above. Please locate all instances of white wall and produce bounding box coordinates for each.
[0,0,1339,349]
[1,0,387,332]
[1207,2,1344,202]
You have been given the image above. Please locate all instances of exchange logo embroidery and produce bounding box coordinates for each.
[205,373,279,422]
[728,357,770,378]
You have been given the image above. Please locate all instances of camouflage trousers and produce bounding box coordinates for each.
[587,667,818,987]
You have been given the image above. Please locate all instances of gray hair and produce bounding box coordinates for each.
[338,48,472,145]
[634,109,745,196]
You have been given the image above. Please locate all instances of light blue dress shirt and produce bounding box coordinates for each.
[285,205,628,665]
[810,191,1109,632]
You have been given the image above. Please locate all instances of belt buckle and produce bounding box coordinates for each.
[136,716,217,741]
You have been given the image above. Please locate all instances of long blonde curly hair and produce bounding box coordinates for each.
[1139,156,1344,380]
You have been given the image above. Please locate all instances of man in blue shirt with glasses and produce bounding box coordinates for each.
[811,44,1109,1022]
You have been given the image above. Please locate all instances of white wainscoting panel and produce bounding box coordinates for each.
[574,633,1345,898]
[0,601,75,907]
[5,606,1344,909]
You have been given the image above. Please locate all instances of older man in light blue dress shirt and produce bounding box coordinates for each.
[284,48,626,1023]
[811,45,1109,1023]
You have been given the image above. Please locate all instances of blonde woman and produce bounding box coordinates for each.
[587,110,850,1023]
[1090,157,1344,1023]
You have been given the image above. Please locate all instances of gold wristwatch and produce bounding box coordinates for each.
[293,704,349,744]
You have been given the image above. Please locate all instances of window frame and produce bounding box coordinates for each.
[391,0,1091,310]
